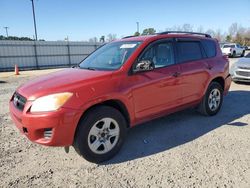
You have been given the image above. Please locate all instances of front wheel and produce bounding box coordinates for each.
[198,82,223,116]
[74,106,127,163]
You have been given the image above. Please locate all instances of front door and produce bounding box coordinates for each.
[129,41,182,120]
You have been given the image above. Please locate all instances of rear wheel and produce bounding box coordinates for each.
[74,106,127,163]
[233,51,236,58]
[198,82,223,116]
[241,50,245,57]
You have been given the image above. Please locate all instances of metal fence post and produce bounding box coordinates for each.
[34,41,39,69]
[67,42,71,67]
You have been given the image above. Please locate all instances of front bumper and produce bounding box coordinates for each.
[231,68,250,82]
[9,99,82,146]
[222,51,232,56]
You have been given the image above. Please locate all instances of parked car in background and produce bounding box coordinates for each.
[219,42,227,48]
[242,46,249,50]
[9,31,231,163]
[221,43,245,57]
[230,52,250,82]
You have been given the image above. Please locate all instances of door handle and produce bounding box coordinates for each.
[172,72,181,77]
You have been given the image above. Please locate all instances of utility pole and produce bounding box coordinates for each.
[136,22,139,33]
[31,0,38,40]
[4,27,9,37]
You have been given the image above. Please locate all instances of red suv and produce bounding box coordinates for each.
[9,31,231,163]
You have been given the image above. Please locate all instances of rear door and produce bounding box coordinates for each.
[176,38,210,104]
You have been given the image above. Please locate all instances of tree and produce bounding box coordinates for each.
[141,28,156,35]
[205,29,216,38]
[181,24,193,32]
[134,31,140,36]
[234,33,244,44]
[228,23,238,37]
[214,29,226,42]
[106,33,117,42]
[226,35,232,42]
[196,26,204,33]
[0,35,34,41]
[89,37,98,43]
[99,36,105,43]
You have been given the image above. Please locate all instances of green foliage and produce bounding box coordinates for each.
[141,28,156,35]
[0,35,35,41]
[134,32,140,36]
[99,36,105,43]
[226,35,232,42]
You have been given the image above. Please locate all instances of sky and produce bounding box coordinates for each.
[0,0,250,41]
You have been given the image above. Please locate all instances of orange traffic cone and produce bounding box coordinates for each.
[15,64,19,75]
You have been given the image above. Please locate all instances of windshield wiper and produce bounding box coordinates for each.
[81,67,96,70]
[71,64,80,68]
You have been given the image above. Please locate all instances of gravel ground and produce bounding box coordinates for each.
[0,58,250,188]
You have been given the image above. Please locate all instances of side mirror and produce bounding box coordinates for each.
[134,60,154,73]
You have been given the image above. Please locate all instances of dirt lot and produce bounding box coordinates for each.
[0,59,250,187]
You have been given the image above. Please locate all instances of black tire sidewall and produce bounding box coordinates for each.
[74,106,127,163]
[233,51,236,57]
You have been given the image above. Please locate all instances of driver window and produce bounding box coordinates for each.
[140,42,175,68]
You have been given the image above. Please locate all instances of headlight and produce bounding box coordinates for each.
[30,92,73,113]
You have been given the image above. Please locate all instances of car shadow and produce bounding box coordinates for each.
[104,90,250,164]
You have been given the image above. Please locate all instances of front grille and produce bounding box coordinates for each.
[13,92,27,111]
[236,71,250,77]
[238,66,250,70]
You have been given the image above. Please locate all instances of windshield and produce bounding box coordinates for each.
[219,43,225,48]
[79,41,141,70]
[223,44,235,48]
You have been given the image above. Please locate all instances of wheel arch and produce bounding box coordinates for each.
[202,76,225,98]
[211,76,225,90]
[75,99,131,136]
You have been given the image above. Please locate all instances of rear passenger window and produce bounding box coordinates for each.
[201,40,216,58]
[177,41,202,62]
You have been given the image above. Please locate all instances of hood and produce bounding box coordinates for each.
[235,57,250,67]
[17,68,113,100]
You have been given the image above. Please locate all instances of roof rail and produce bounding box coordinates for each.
[157,31,211,38]
[122,35,136,39]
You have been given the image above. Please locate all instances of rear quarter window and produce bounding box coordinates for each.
[201,40,216,58]
[177,41,202,62]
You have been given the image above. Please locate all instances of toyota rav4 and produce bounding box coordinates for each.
[9,31,231,163]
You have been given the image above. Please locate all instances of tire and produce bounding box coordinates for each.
[233,51,236,58]
[241,51,245,57]
[73,106,127,163]
[198,82,223,116]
